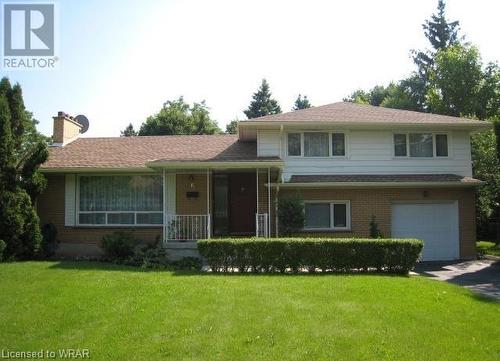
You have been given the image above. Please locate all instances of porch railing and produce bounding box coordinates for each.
[255,213,269,238]
[165,214,211,241]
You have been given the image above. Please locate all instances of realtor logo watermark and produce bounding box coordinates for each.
[2,1,59,69]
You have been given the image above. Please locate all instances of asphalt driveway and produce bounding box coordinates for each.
[415,257,500,300]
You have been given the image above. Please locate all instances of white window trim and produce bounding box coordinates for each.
[392,132,452,159]
[285,131,348,159]
[303,200,351,231]
[76,174,164,227]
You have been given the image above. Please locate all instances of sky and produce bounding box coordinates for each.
[2,0,500,137]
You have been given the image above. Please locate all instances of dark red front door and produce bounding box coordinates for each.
[229,173,256,235]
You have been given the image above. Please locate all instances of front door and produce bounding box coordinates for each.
[229,173,256,235]
[212,172,256,236]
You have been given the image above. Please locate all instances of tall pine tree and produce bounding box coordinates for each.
[412,0,462,78]
[293,94,311,110]
[0,77,48,259]
[244,79,281,119]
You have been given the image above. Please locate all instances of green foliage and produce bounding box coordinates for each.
[197,238,423,274]
[412,0,462,78]
[126,240,170,269]
[137,97,221,136]
[41,223,58,257]
[0,78,47,259]
[0,239,5,261]
[121,123,137,136]
[493,118,500,161]
[476,241,500,256]
[369,215,383,238]
[0,189,42,259]
[225,119,238,134]
[293,94,311,110]
[170,257,202,271]
[427,45,493,118]
[471,127,500,237]
[101,232,138,261]
[244,79,281,119]
[278,197,305,236]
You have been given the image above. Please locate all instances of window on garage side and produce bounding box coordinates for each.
[304,201,350,230]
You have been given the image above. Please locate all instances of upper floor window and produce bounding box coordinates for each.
[304,132,329,157]
[394,133,449,158]
[287,132,346,157]
[287,133,301,156]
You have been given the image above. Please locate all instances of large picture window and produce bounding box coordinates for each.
[304,201,350,230]
[78,175,163,225]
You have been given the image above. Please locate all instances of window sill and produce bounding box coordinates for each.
[75,225,163,228]
[302,228,352,233]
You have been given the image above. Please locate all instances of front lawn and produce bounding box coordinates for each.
[0,262,498,361]
[477,241,500,257]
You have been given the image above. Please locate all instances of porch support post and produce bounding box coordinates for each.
[206,168,211,239]
[256,169,259,237]
[162,168,166,244]
[267,167,271,237]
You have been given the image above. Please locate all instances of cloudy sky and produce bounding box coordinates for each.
[3,0,500,137]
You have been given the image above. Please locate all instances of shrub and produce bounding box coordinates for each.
[171,257,202,271]
[101,232,138,261]
[128,240,170,269]
[0,189,42,259]
[41,223,58,257]
[369,215,384,238]
[278,197,305,235]
[197,238,423,274]
[0,239,5,261]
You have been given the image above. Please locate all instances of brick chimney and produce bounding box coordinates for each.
[52,111,83,146]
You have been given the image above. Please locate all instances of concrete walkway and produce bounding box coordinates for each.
[415,257,500,300]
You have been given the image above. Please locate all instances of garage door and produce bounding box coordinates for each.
[392,202,459,261]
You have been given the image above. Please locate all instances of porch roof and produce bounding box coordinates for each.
[270,174,483,188]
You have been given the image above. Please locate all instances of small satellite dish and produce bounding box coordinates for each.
[75,114,89,134]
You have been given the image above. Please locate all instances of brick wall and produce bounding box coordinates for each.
[37,175,162,256]
[37,174,477,259]
[279,187,477,259]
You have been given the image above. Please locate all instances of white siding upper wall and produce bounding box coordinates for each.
[261,129,472,180]
[257,130,281,157]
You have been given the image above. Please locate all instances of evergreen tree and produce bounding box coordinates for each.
[412,0,462,78]
[0,78,47,259]
[121,123,137,136]
[244,79,281,119]
[293,94,311,110]
[225,120,238,134]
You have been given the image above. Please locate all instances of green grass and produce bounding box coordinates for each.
[0,262,499,361]
[477,241,500,257]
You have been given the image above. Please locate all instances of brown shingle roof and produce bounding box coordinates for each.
[288,174,482,185]
[242,102,491,127]
[41,135,279,170]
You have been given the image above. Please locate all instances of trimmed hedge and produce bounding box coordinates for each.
[197,238,423,274]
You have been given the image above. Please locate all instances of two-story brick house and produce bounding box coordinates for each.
[38,102,491,260]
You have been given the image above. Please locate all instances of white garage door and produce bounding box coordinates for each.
[392,202,459,261]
